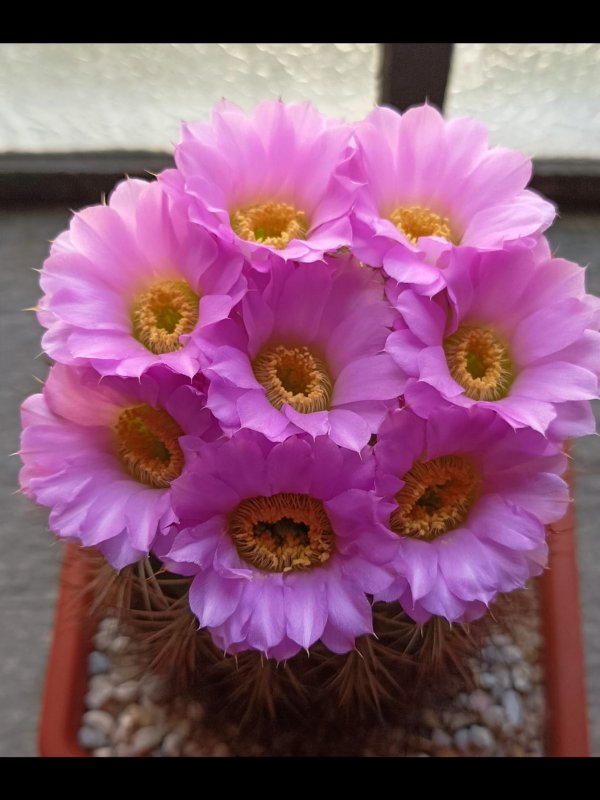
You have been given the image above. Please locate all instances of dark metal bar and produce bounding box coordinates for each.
[530,159,600,212]
[0,151,173,208]
[380,43,454,111]
[2,152,600,213]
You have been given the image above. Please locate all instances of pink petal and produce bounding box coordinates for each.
[332,354,405,405]
[320,578,373,654]
[327,409,372,452]
[284,573,328,650]
[189,571,244,628]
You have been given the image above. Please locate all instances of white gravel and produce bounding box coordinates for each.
[80,590,545,757]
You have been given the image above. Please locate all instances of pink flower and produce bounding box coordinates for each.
[164,431,398,659]
[163,99,357,267]
[351,104,555,293]
[387,239,600,434]
[38,178,246,378]
[374,407,569,623]
[19,365,220,569]
[202,256,406,452]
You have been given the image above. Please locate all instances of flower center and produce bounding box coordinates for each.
[114,404,184,488]
[390,456,481,540]
[389,206,455,244]
[253,345,333,414]
[444,324,515,401]
[228,493,335,573]
[131,279,199,355]
[231,202,309,249]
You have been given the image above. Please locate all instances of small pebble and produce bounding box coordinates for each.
[93,631,111,652]
[482,704,505,730]
[448,712,474,732]
[512,663,532,693]
[503,645,523,665]
[491,633,511,648]
[113,722,132,744]
[98,617,119,637]
[453,729,470,752]
[494,667,512,693]
[82,710,115,737]
[89,674,112,692]
[468,690,490,715]
[469,725,495,751]
[108,635,130,655]
[93,747,114,757]
[162,731,184,758]
[481,645,499,664]
[88,651,110,675]
[431,729,452,749]
[115,704,144,739]
[78,726,108,750]
[502,690,523,727]
[479,672,496,691]
[112,680,140,704]
[130,703,156,727]
[130,726,166,755]
[85,684,112,710]
[93,619,119,651]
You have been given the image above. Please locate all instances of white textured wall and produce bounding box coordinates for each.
[2,44,599,158]
[0,43,380,153]
[446,43,600,159]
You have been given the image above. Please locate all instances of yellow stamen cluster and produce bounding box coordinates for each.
[253,344,332,414]
[231,202,309,249]
[391,456,481,540]
[444,324,515,401]
[228,493,335,573]
[114,404,184,488]
[389,206,455,244]
[132,280,199,355]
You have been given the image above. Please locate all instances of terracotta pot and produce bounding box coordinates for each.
[38,502,590,758]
